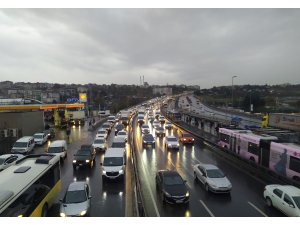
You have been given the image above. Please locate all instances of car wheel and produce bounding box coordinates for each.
[41,204,48,217]
[73,165,76,170]
[266,197,272,207]
[205,184,209,192]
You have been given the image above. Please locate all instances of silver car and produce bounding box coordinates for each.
[0,154,24,172]
[60,181,91,217]
[193,163,232,193]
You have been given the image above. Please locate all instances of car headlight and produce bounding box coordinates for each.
[73,160,76,163]
[210,183,217,188]
[164,191,171,197]
[192,138,194,141]
[60,212,66,217]
[119,169,124,174]
[80,210,87,216]
[184,138,186,141]
[102,170,106,175]
[177,143,180,146]
[185,192,190,197]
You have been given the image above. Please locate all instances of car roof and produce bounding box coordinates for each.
[166,135,176,139]
[33,133,44,135]
[273,185,300,196]
[0,154,16,159]
[113,136,126,142]
[105,148,124,157]
[68,181,87,191]
[16,136,33,142]
[49,140,66,147]
[197,163,219,170]
[94,137,105,140]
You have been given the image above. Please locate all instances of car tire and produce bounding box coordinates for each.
[41,204,48,217]
[266,197,273,207]
[205,184,209,192]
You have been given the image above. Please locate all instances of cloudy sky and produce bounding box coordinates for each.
[0,9,299,88]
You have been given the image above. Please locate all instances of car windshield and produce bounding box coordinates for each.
[292,196,300,209]
[76,149,90,156]
[98,131,106,134]
[142,125,149,129]
[118,132,126,135]
[157,128,164,131]
[102,124,109,128]
[34,134,43,139]
[167,138,177,142]
[0,158,5,164]
[206,169,225,178]
[144,135,154,141]
[164,175,184,186]
[48,147,63,153]
[13,142,27,148]
[112,142,125,148]
[166,122,171,125]
[103,157,123,166]
[64,190,87,204]
[94,139,104,144]
[116,125,124,130]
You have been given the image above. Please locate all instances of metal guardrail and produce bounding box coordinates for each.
[129,115,146,217]
[163,111,300,189]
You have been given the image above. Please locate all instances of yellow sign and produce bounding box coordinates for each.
[79,93,87,103]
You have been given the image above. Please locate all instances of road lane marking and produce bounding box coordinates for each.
[199,200,215,217]
[248,201,268,217]
[139,157,160,216]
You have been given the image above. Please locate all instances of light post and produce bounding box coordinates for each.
[231,76,237,108]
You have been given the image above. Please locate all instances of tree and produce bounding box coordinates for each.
[242,92,265,112]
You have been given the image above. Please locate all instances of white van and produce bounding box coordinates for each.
[47,140,68,160]
[33,132,48,145]
[11,136,35,154]
[101,148,126,181]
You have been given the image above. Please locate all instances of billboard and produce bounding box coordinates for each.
[79,93,87,103]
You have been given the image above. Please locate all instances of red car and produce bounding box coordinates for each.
[180,133,194,144]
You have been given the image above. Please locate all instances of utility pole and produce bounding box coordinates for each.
[231,76,237,108]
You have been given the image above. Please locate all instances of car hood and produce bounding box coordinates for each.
[60,201,89,216]
[208,177,231,187]
[93,143,104,148]
[167,141,179,145]
[103,165,123,172]
[164,184,187,196]
[74,155,90,161]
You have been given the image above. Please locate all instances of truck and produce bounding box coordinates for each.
[68,110,86,126]
[262,113,300,132]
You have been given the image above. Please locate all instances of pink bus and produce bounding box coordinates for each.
[269,142,300,181]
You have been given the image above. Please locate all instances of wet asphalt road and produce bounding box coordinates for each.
[132,115,285,217]
[32,121,133,217]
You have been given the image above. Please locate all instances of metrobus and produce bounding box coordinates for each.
[269,142,300,181]
[0,154,61,217]
[218,128,252,152]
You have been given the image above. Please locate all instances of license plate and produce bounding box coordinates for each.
[176,200,183,203]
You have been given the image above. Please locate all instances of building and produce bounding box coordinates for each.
[153,87,172,96]
[41,92,61,103]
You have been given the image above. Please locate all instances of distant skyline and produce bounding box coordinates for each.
[0,9,300,88]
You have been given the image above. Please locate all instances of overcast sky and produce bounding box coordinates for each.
[0,9,299,88]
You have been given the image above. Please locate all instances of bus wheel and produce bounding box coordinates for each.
[249,157,255,162]
[41,204,48,217]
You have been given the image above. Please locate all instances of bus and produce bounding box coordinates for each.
[218,128,252,152]
[269,142,300,181]
[0,154,61,217]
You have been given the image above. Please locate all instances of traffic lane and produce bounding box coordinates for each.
[134,120,211,217]
[33,123,128,217]
[167,123,285,217]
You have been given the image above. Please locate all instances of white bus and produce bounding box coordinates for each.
[269,142,300,181]
[0,154,61,217]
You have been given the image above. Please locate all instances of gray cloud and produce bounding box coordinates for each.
[0,9,299,88]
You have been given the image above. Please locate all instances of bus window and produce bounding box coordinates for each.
[248,142,259,156]
[290,156,300,173]
[220,133,230,144]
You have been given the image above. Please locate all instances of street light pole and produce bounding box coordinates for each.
[231,76,237,108]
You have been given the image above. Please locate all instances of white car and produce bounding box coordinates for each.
[107,115,116,124]
[60,181,91,217]
[165,122,173,130]
[47,140,68,160]
[152,120,160,128]
[96,129,108,140]
[141,124,150,134]
[33,132,48,145]
[0,154,24,172]
[117,130,128,142]
[92,137,106,151]
[165,136,180,150]
[193,163,232,193]
[159,116,165,123]
[264,184,300,217]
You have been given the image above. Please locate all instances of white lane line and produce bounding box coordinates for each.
[199,200,215,217]
[138,150,161,217]
[248,201,268,217]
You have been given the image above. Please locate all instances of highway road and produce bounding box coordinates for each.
[32,121,133,217]
[132,114,285,217]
